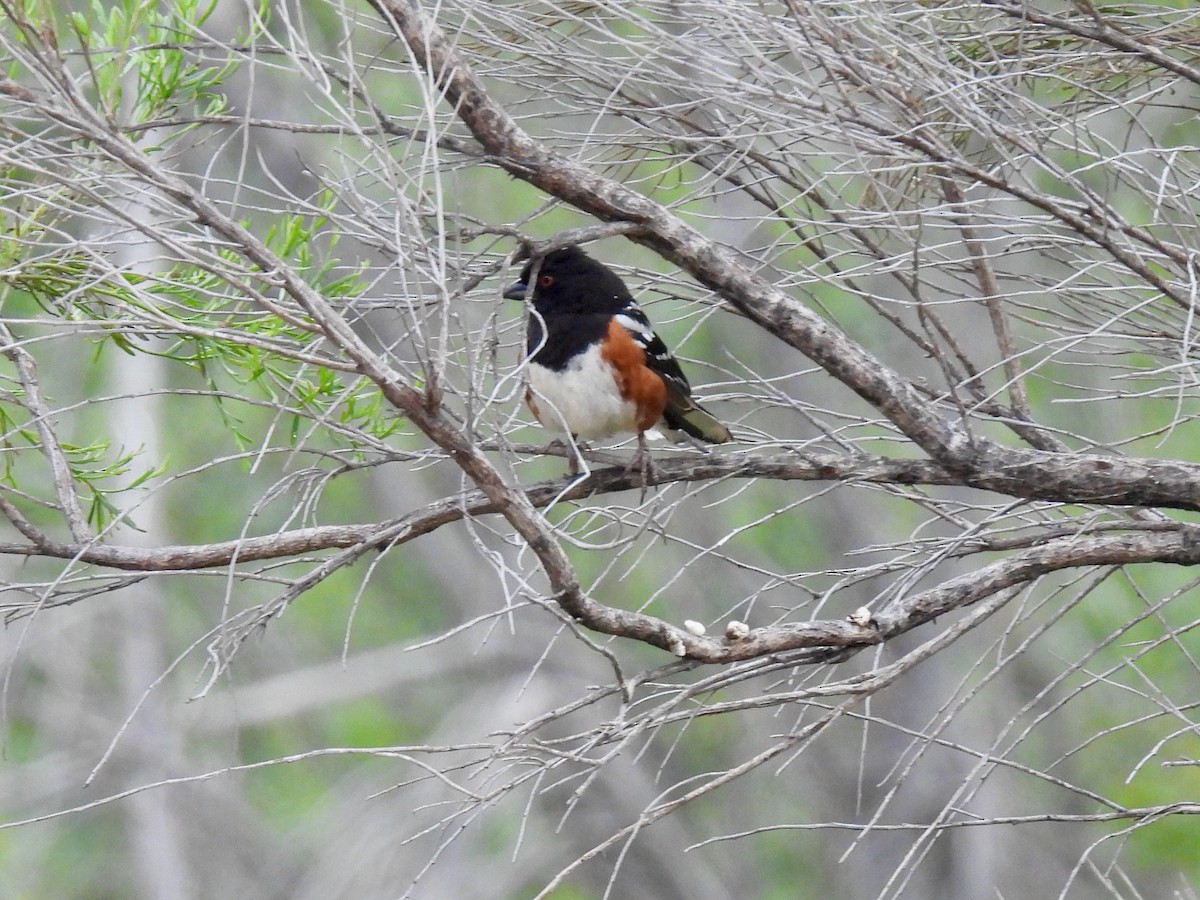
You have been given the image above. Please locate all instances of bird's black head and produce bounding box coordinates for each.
[502,246,631,315]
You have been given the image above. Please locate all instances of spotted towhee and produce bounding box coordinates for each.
[503,247,731,467]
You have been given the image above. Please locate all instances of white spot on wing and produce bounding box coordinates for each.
[614,312,655,346]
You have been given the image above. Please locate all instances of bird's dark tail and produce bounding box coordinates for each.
[663,397,732,444]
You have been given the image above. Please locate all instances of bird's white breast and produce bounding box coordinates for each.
[527,344,640,440]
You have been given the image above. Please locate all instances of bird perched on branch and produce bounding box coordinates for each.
[503,246,730,476]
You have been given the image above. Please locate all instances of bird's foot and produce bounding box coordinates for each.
[543,438,587,476]
[627,433,656,491]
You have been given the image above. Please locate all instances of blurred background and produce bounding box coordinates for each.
[2,1,1200,897]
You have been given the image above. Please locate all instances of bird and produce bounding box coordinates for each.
[503,246,731,477]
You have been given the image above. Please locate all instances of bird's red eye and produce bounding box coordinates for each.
[538,274,554,288]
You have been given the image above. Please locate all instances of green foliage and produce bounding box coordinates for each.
[0,164,394,514]
[62,438,166,529]
[0,356,168,531]
[142,200,395,451]
[0,399,38,488]
[62,0,234,125]
[0,201,385,525]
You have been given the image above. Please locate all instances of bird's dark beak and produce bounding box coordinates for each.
[503,279,530,301]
